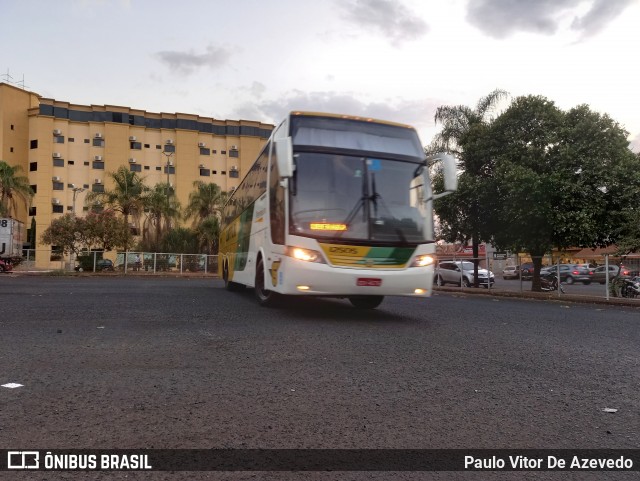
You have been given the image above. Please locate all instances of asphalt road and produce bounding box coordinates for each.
[1,276,639,481]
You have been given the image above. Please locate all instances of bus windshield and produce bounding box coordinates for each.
[290,152,430,244]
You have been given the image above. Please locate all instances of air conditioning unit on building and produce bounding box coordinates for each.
[95,133,103,139]
[94,155,103,161]
[168,160,174,166]
[198,142,206,147]
[230,145,238,150]
[129,158,136,163]
[53,129,62,136]
[129,136,137,141]
[94,179,102,184]
[52,176,62,182]
[53,152,62,158]
[231,166,238,171]
[166,139,174,145]
[52,198,60,204]
[198,164,205,169]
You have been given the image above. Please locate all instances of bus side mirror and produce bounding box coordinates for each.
[275,137,293,177]
[428,153,458,200]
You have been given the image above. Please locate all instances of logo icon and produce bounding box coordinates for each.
[7,451,40,469]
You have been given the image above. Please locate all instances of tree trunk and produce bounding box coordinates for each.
[531,255,543,291]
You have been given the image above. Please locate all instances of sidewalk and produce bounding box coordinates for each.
[434,285,640,309]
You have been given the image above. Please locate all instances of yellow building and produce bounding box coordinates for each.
[0,82,273,267]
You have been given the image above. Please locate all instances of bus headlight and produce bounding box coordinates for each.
[286,246,326,264]
[411,254,436,267]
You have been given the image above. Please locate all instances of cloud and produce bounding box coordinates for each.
[466,0,635,39]
[229,89,442,141]
[155,45,233,75]
[340,0,429,44]
[571,0,635,38]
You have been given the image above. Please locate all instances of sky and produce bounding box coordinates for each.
[2,0,640,151]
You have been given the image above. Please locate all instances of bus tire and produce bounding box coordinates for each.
[223,261,243,292]
[255,257,280,307]
[348,295,384,309]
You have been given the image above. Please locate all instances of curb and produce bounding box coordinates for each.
[434,286,640,308]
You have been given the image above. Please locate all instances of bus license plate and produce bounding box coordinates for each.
[357,278,382,287]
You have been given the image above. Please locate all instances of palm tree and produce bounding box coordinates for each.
[142,182,181,251]
[0,161,34,217]
[86,166,148,249]
[194,215,221,254]
[184,181,227,226]
[430,89,509,286]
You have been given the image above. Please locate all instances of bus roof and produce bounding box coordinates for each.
[289,111,416,131]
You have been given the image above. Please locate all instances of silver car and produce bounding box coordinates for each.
[435,261,495,287]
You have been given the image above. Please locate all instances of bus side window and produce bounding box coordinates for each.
[269,144,285,245]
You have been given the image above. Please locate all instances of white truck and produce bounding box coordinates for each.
[0,218,25,271]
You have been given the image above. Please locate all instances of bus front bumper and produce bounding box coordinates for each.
[273,257,433,297]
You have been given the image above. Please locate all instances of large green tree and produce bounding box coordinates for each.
[0,161,33,217]
[430,89,508,286]
[485,95,639,289]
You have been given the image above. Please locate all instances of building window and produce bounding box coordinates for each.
[92,184,105,193]
[52,205,64,213]
[130,141,142,150]
[53,158,65,167]
[164,166,176,174]
[200,147,210,155]
[199,168,210,176]
[92,161,105,169]
[30,184,37,194]
[212,150,217,154]
[144,166,150,170]
[130,164,142,172]
[69,137,75,142]
[229,169,239,178]
[144,144,150,148]
[221,171,226,175]
[156,145,162,149]
[11,124,14,130]
[84,161,90,166]
[229,150,239,158]
[30,140,38,149]
[83,184,89,189]
[53,181,64,190]
[84,139,90,143]
[29,206,37,216]
[68,160,75,165]
[29,162,37,171]
[221,150,227,155]
[92,138,105,147]
[212,170,217,174]
[53,136,65,144]
[164,144,176,153]
[10,147,13,153]
[156,166,162,171]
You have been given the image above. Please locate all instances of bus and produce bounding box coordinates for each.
[219,112,457,308]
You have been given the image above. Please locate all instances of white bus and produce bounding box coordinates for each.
[219,112,457,308]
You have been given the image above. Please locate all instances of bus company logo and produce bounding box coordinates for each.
[328,246,358,255]
[7,451,40,469]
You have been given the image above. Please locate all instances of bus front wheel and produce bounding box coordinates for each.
[349,295,384,309]
[255,257,280,307]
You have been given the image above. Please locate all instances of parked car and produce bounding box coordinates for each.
[435,260,495,287]
[520,262,535,280]
[75,258,114,272]
[591,265,633,284]
[548,264,592,284]
[502,265,519,279]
